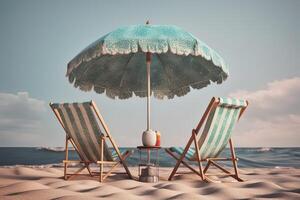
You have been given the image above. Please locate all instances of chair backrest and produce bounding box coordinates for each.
[195,97,248,160]
[50,101,114,162]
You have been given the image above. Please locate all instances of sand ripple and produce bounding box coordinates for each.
[0,167,299,200]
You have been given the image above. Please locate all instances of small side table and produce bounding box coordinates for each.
[137,146,161,183]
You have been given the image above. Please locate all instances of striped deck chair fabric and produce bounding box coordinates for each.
[50,101,132,182]
[171,97,247,160]
[166,97,248,182]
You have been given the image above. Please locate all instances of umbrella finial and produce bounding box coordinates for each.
[146,20,150,25]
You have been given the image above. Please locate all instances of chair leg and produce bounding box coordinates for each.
[229,139,243,182]
[118,152,133,179]
[99,164,103,182]
[165,149,203,177]
[99,138,104,182]
[66,165,87,180]
[102,150,132,181]
[86,165,93,177]
[193,132,205,181]
[64,137,69,180]
[64,163,67,180]
[203,160,211,174]
[168,135,194,180]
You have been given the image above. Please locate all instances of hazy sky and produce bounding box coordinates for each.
[0,0,299,147]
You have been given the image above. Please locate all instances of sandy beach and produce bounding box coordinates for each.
[0,166,299,200]
[0,0,299,199]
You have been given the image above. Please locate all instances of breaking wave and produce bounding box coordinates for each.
[256,147,272,152]
[36,147,75,152]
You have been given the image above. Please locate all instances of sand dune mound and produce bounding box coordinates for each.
[140,187,181,199]
[9,188,77,199]
[85,184,124,196]
[98,191,145,200]
[56,195,102,200]
[14,167,57,178]
[167,192,211,200]
[154,182,193,193]
[0,181,49,195]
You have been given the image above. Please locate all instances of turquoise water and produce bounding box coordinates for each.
[0,147,299,168]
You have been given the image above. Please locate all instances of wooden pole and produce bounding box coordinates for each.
[146,52,151,130]
[146,20,151,131]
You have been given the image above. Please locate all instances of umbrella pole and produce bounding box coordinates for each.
[146,52,151,131]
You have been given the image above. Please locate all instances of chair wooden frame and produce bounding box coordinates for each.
[166,97,248,182]
[50,101,132,182]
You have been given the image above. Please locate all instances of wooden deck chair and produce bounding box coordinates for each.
[49,101,132,182]
[166,97,248,182]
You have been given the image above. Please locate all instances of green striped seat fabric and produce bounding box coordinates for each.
[111,149,126,159]
[51,102,114,162]
[170,147,195,160]
[171,97,247,161]
[219,97,247,108]
[196,97,247,160]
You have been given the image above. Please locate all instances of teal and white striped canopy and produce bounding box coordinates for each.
[67,25,229,99]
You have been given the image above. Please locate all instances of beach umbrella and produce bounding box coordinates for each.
[66,22,228,146]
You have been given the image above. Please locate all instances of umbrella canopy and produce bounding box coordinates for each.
[67,24,228,100]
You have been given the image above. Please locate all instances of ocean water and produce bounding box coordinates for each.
[0,147,299,168]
